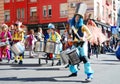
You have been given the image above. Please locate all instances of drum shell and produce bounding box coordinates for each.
[67,48,80,65]
[60,48,70,65]
[35,41,44,52]
[45,41,55,53]
[11,42,25,55]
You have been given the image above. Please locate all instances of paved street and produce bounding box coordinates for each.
[0,52,120,84]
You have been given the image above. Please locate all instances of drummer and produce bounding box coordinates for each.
[12,22,25,64]
[47,23,62,63]
[0,24,12,62]
[68,11,94,81]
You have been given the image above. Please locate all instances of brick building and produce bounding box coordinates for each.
[0,0,4,24]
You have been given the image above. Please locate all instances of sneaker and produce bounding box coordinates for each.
[7,59,10,63]
[85,77,93,82]
[68,73,77,77]
[18,60,23,65]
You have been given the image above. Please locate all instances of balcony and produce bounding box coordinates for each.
[29,16,39,23]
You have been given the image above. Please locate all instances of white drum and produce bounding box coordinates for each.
[60,48,70,65]
[11,42,25,55]
[45,41,55,53]
[35,41,45,52]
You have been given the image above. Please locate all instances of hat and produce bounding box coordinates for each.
[48,23,55,29]
[75,3,87,18]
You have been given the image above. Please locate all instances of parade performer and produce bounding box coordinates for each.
[27,29,37,58]
[0,24,12,62]
[36,27,44,41]
[47,23,62,65]
[68,3,94,81]
[86,20,107,45]
[12,22,25,64]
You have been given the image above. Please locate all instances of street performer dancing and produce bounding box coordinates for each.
[68,3,94,81]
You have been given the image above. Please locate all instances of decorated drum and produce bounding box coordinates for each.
[11,42,25,55]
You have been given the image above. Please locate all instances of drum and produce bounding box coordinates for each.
[0,41,9,47]
[45,41,55,53]
[35,41,45,52]
[67,48,80,65]
[11,42,25,55]
[60,48,70,65]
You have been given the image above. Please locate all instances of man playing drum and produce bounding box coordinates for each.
[12,22,25,64]
[68,3,94,82]
[47,23,62,65]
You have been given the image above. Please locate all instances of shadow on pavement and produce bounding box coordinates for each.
[0,76,90,83]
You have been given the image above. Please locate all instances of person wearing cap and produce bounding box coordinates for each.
[68,10,94,81]
[0,24,12,62]
[47,23,62,65]
[12,22,25,64]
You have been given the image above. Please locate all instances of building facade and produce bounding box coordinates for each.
[4,0,68,33]
[67,0,118,38]
[3,0,118,36]
[0,0,4,24]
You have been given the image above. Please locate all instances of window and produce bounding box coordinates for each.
[106,8,108,19]
[48,5,52,16]
[113,13,116,25]
[30,0,37,2]
[4,0,10,3]
[96,2,100,18]
[17,8,21,19]
[43,6,47,17]
[21,8,25,18]
[102,6,104,18]
[30,7,37,17]
[17,8,25,19]
[60,3,68,17]
[4,10,10,22]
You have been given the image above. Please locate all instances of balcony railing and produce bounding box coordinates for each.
[29,16,39,23]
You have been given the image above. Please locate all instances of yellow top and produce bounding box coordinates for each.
[73,25,92,42]
[12,31,24,41]
[49,32,61,42]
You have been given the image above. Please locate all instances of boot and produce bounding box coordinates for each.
[68,72,77,77]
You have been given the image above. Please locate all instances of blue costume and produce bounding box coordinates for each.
[68,14,94,81]
[116,45,120,60]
